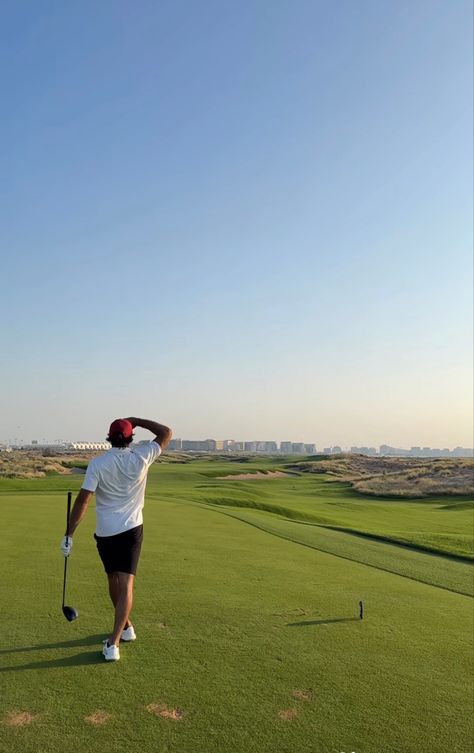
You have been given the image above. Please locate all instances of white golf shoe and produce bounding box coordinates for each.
[102,640,120,661]
[121,624,136,642]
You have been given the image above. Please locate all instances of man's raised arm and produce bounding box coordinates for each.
[126,417,172,450]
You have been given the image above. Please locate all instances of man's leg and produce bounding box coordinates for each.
[109,572,135,646]
[107,573,132,632]
[107,573,119,607]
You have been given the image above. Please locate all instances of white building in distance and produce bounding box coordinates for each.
[68,442,110,451]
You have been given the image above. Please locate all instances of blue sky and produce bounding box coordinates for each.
[1,0,472,446]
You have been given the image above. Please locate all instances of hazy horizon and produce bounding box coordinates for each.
[1,1,472,448]
[1,426,472,452]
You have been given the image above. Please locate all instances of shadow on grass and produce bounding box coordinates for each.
[0,650,105,672]
[0,633,106,656]
[287,617,359,626]
[0,634,108,671]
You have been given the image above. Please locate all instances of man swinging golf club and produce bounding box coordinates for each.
[60,416,172,661]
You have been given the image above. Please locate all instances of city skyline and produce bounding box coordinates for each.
[2,435,473,458]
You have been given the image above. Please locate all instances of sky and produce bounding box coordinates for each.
[0,0,472,447]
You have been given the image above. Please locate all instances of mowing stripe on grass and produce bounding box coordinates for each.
[195,502,474,597]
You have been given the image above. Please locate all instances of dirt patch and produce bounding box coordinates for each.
[218,471,289,480]
[278,708,298,721]
[84,711,112,726]
[157,622,168,629]
[3,711,39,726]
[273,608,306,618]
[146,703,185,721]
[292,689,313,701]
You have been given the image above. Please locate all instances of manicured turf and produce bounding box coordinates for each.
[0,457,473,753]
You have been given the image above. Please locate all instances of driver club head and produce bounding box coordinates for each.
[62,605,79,622]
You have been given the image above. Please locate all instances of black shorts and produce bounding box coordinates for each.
[94,525,143,575]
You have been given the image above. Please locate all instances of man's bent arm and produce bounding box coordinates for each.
[126,417,172,450]
[68,489,93,536]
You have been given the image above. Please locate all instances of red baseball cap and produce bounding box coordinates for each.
[107,418,134,439]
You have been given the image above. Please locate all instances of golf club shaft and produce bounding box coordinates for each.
[62,556,68,608]
[62,492,72,608]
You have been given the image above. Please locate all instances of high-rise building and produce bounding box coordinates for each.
[168,438,182,450]
[280,442,292,454]
[291,443,305,454]
[244,441,258,452]
[256,441,278,453]
[181,439,216,451]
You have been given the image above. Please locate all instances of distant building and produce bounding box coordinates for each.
[69,442,110,451]
[168,438,182,450]
[379,445,474,458]
[451,446,474,458]
[280,442,292,454]
[380,445,409,457]
[350,446,377,456]
[291,443,305,454]
[304,444,316,454]
[181,439,216,452]
[256,441,278,453]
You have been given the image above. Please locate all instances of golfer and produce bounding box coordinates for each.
[60,416,172,661]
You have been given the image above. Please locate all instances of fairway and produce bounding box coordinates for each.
[1,457,473,753]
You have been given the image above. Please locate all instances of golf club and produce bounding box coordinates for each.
[62,491,79,622]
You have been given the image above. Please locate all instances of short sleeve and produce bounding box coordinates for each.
[82,460,99,492]
[131,441,162,467]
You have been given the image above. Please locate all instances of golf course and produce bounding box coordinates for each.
[1,454,473,753]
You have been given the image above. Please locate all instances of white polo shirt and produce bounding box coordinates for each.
[82,441,162,537]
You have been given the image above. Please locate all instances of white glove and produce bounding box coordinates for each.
[60,535,73,557]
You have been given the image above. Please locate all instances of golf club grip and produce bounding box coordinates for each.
[66,491,72,537]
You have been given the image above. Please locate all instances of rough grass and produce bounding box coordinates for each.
[0,451,94,479]
[287,454,474,497]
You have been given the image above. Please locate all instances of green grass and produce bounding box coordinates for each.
[185,457,474,560]
[0,457,473,753]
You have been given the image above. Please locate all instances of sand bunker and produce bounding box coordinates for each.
[218,471,289,480]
